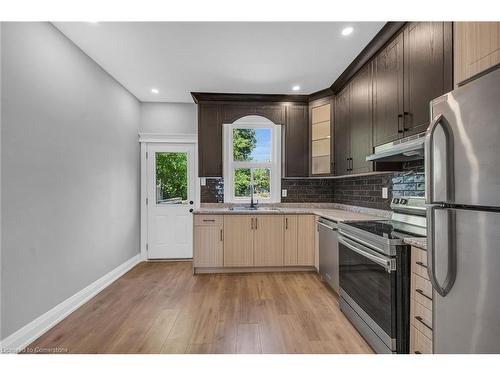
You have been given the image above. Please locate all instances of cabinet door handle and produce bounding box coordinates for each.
[398,114,404,133]
[416,261,427,269]
[415,316,432,331]
[414,351,422,354]
[416,288,432,301]
[403,111,410,131]
[255,217,258,230]
[220,229,223,241]
[285,217,288,230]
[251,218,254,230]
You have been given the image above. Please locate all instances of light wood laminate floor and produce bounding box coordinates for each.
[27,261,373,354]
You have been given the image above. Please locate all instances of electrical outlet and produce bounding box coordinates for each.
[281,189,287,197]
[200,177,206,186]
[382,187,388,199]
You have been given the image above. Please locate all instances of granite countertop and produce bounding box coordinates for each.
[193,206,383,223]
[404,237,427,250]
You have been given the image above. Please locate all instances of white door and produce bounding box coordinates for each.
[147,143,195,259]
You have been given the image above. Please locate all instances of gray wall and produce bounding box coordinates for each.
[140,102,196,134]
[1,23,141,339]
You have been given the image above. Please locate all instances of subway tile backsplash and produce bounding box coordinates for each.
[392,160,426,198]
[200,159,425,209]
[331,174,393,210]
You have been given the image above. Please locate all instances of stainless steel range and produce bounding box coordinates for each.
[338,197,426,354]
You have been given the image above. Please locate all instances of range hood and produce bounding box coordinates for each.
[366,133,425,162]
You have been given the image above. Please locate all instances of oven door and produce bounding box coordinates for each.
[338,234,397,349]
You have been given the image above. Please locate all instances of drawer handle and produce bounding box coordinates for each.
[414,351,422,354]
[416,261,427,269]
[203,219,216,222]
[415,315,432,331]
[416,288,432,301]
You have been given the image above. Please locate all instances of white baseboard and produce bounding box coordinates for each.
[0,254,142,353]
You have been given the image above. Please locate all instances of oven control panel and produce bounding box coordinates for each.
[390,196,426,215]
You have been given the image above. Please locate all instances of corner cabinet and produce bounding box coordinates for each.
[310,99,333,175]
[334,64,373,175]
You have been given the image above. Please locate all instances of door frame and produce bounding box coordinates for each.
[139,133,199,261]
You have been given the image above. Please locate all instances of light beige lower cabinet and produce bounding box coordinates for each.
[193,215,223,267]
[223,214,284,267]
[297,215,316,266]
[223,215,254,267]
[254,215,284,266]
[283,215,299,265]
[283,215,316,266]
[194,213,316,271]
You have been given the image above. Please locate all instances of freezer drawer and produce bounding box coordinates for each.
[430,207,500,353]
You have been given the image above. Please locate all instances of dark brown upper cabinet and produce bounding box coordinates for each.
[372,33,404,147]
[284,104,309,177]
[402,22,453,136]
[349,64,373,174]
[334,85,350,176]
[334,65,373,176]
[372,22,452,146]
[198,103,222,177]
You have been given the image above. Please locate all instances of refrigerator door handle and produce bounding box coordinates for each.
[425,113,455,204]
[427,205,457,297]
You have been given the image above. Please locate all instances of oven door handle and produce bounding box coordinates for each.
[338,236,394,272]
[338,229,384,253]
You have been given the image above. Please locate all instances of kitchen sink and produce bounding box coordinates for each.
[228,206,280,212]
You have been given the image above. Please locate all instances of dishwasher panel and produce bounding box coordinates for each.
[318,217,339,293]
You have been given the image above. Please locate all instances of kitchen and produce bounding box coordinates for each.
[1,3,500,372]
[190,21,499,354]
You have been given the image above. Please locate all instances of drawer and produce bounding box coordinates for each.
[411,246,429,280]
[411,299,433,339]
[410,324,433,354]
[194,215,223,226]
[411,273,433,310]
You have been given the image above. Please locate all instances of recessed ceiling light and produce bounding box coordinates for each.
[292,85,301,91]
[341,27,354,36]
[151,88,159,94]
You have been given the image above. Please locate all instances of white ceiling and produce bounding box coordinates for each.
[54,22,385,103]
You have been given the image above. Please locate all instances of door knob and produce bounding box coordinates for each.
[189,209,193,213]
[189,201,194,205]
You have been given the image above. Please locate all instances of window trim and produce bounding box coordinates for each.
[223,116,282,204]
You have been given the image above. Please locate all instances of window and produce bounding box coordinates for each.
[155,152,188,204]
[223,116,281,203]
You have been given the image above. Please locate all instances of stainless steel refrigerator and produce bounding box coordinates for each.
[425,66,500,353]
